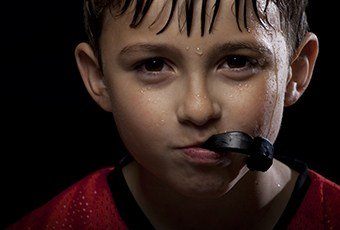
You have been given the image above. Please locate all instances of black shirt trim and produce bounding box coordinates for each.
[107,165,155,229]
[274,157,311,229]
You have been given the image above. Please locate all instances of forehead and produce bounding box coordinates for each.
[100,0,284,55]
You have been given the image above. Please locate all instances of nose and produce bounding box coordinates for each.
[176,78,222,127]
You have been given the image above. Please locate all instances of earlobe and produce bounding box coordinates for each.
[284,33,319,107]
[74,42,112,112]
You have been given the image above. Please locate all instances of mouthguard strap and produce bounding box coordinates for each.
[202,132,274,172]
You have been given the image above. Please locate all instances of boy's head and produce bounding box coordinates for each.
[75,0,318,198]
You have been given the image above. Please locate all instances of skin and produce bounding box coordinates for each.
[75,0,319,228]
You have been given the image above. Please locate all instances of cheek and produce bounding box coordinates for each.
[108,81,172,155]
[215,73,285,140]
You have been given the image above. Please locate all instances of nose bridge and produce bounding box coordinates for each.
[177,72,221,126]
[186,75,211,108]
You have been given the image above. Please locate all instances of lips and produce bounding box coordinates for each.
[176,136,233,165]
[179,146,228,165]
[182,147,221,159]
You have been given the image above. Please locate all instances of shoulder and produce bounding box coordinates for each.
[8,167,127,230]
[289,170,340,230]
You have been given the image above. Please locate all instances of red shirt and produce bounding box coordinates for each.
[9,168,340,230]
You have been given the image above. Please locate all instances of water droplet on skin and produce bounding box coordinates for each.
[157,119,166,126]
[277,183,281,187]
[140,89,145,94]
[195,47,203,56]
[185,46,190,51]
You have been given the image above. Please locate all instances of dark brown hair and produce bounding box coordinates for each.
[83,0,309,58]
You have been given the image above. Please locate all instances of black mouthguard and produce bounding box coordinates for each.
[201,131,274,172]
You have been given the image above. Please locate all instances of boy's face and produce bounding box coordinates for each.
[78,0,315,197]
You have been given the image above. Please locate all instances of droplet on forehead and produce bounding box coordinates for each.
[185,46,190,51]
[195,47,203,56]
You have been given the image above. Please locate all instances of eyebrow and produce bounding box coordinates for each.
[120,43,182,57]
[119,41,273,58]
[208,41,273,57]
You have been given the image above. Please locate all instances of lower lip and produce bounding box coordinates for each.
[181,147,225,164]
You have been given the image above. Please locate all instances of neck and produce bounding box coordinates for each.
[122,160,298,230]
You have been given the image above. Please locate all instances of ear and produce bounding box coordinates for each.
[75,42,112,112]
[284,33,319,107]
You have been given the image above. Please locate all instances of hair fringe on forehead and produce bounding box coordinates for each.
[84,0,310,56]
[105,0,277,37]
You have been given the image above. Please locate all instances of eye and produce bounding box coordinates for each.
[136,57,170,73]
[217,55,263,80]
[133,57,174,83]
[222,55,255,69]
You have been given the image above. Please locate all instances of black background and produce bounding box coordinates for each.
[1,0,338,228]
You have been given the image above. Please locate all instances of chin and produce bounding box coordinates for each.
[168,163,249,199]
[170,174,234,199]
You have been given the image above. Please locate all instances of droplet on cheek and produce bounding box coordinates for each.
[146,97,160,104]
[237,83,250,92]
[140,86,153,95]
[152,109,166,127]
[156,119,166,126]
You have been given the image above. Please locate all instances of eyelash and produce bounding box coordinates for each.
[134,55,264,79]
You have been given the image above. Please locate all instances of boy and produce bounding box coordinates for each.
[11,0,339,229]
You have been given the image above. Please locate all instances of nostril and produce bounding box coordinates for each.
[177,101,222,127]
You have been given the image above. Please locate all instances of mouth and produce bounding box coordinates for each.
[177,131,274,171]
[179,147,233,166]
[178,141,232,166]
